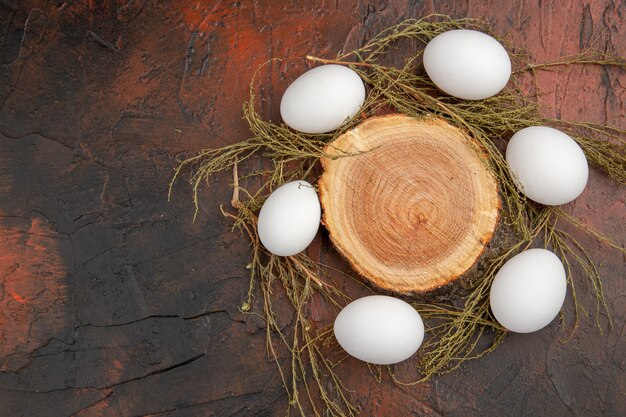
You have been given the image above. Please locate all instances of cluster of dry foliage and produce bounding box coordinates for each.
[170,16,626,417]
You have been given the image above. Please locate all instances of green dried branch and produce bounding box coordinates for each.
[517,50,626,73]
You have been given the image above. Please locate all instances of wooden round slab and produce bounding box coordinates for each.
[318,114,500,293]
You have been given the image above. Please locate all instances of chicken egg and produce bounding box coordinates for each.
[490,248,567,333]
[257,181,321,256]
[334,295,425,365]
[506,126,589,205]
[280,64,366,134]
[423,29,511,100]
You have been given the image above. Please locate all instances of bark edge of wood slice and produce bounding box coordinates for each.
[318,114,500,293]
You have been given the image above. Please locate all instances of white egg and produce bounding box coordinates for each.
[257,180,321,256]
[280,64,366,134]
[490,248,567,333]
[333,295,424,365]
[423,29,511,100]
[506,126,589,205]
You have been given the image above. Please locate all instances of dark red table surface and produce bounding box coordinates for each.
[0,1,624,416]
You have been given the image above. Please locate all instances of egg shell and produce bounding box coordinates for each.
[257,180,321,257]
[506,126,589,205]
[280,64,366,134]
[333,295,424,365]
[423,29,511,100]
[490,248,567,333]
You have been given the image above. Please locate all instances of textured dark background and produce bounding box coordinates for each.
[0,1,624,416]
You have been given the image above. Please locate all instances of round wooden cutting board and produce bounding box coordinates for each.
[319,114,500,293]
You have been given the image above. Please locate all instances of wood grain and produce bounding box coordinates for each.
[320,115,499,293]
